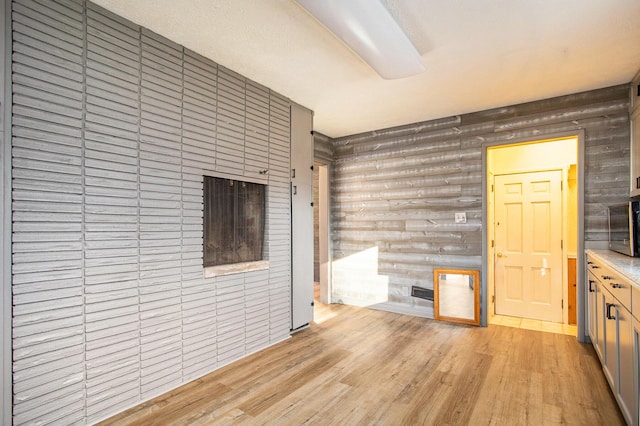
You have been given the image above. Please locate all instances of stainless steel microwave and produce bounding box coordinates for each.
[608,201,640,256]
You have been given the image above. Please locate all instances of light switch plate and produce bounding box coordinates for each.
[455,212,467,224]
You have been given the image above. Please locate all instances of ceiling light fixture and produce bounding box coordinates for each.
[296,0,426,80]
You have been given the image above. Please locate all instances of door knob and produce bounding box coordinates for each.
[496,252,506,258]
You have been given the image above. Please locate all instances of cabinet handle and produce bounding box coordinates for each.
[590,264,600,269]
[636,176,640,189]
[601,275,613,280]
[611,283,624,289]
[293,185,297,195]
[605,303,616,320]
[588,280,596,292]
[587,261,593,265]
[291,169,296,178]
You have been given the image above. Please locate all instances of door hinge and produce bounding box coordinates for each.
[561,181,563,190]
[491,239,495,248]
[491,184,494,192]
[492,295,495,303]
[561,240,563,249]
[562,299,564,308]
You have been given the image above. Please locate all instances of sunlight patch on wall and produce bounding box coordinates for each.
[332,246,389,306]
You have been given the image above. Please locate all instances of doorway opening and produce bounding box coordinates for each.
[313,162,331,308]
[486,137,579,334]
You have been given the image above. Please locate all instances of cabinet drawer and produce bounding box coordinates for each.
[597,264,632,309]
[586,259,604,276]
[633,284,640,321]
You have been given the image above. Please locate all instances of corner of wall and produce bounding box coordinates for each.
[1,0,11,423]
[312,131,335,165]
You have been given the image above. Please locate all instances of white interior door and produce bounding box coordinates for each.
[494,170,563,323]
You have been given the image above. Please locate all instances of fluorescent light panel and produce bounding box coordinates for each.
[296,0,426,79]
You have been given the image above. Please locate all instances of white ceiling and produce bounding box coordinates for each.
[92,0,640,138]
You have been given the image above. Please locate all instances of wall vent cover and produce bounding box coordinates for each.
[411,286,433,301]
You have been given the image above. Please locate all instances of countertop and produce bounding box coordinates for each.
[587,249,640,287]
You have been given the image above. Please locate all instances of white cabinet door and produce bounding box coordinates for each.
[602,287,635,426]
[617,304,635,426]
[587,271,602,361]
[596,286,607,365]
[633,317,640,426]
[603,288,617,389]
[290,104,314,330]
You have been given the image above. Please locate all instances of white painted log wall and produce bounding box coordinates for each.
[329,85,630,318]
[10,0,291,424]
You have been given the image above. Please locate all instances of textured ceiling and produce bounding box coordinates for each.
[92,0,640,138]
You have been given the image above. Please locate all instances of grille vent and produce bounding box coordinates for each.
[411,286,434,301]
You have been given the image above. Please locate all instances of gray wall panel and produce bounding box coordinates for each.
[84,4,141,420]
[10,0,292,424]
[11,0,85,423]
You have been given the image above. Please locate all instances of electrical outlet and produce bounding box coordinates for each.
[455,212,467,224]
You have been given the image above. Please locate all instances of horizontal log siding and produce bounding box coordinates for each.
[10,1,291,424]
[331,85,630,317]
[313,131,334,164]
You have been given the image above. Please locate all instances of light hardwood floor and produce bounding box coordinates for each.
[101,302,624,425]
[489,314,578,336]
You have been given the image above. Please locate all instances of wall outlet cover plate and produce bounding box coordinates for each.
[455,212,467,223]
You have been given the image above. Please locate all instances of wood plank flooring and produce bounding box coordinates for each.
[100,302,624,425]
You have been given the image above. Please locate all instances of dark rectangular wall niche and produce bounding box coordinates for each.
[203,176,266,267]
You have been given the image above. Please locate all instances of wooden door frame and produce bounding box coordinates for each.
[315,162,332,304]
[481,130,586,342]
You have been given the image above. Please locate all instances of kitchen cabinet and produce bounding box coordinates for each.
[602,286,634,425]
[630,107,640,197]
[633,283,640,426]
[586,252,637,425]
[587,268,604,361]
[634,317,640,426]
